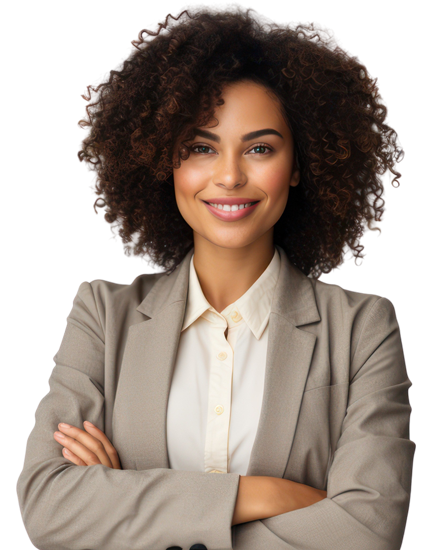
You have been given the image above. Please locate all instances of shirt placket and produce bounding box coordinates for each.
[204,306,243,474]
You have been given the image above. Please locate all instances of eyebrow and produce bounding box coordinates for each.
[193,128,284,143]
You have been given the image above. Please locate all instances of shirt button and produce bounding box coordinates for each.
[215,405,224,415]
[231,310,242,322]
[217,351,227,360]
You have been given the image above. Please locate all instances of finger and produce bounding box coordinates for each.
[62,447,88,467]
[54,426,113,468]
[54,430,105,467]
[82,421,122,469]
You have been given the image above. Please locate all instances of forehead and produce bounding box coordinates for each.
[220,80,280,105]
[209,80,286,127]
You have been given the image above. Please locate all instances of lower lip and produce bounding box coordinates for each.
[203,201,260,221]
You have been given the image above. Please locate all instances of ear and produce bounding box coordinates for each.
[289,167,300,188]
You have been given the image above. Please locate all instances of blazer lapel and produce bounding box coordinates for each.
[246,245,320,477]
[113,248,192,471]
[115,244,320,478]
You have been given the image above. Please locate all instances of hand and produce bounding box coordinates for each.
[53,421,122,469]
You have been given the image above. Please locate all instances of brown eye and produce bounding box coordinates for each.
[190,144,215,154]
[247,143,273,155]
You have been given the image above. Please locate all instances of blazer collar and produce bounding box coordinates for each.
[114,244,320,477]
[136,244,320,328]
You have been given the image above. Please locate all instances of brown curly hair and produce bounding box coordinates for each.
[78,6,403,278]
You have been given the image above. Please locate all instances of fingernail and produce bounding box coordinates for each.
[84,421,94,427]
[59,423,71,429]
[54,432,65,439]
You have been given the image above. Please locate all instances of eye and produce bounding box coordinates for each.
[190,143,273,156]
[189,144,215,154]
[247,143,273,155]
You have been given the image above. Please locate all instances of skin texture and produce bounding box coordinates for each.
[232,476,327,526]
[172,80,300,312]
[53,421,121,469]
[54,80,326,522]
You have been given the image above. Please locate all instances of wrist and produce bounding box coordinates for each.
[232,475,281,525]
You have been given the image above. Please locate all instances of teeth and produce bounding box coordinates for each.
[208,202,255,211]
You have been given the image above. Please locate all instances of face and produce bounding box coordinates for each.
[172,79,300,251]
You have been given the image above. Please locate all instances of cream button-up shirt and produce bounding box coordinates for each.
[166,247,281,475]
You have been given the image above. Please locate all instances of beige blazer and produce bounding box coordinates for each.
[16,245,415,550]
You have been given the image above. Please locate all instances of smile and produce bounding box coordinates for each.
[206,201,259,211]
[202,200,260,221]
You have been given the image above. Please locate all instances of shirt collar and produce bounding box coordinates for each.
[181,247,281,340]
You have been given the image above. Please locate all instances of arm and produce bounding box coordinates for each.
[233,297,416,550]
[232,477,326,526]
[16,281,240,550]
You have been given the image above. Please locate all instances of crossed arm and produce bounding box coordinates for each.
[17,282,415,550]
[52,418,327,523]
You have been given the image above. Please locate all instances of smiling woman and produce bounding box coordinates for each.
[171,79,301,310]
[16,6,414,550]
[73,6,404,280]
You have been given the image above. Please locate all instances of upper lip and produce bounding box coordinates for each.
[202,197,260,206]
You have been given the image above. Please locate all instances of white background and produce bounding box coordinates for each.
[0,0,440,550]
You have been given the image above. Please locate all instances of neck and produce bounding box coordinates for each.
[192,231,275,313]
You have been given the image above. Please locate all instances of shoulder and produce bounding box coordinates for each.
[310,276,396,313]
[73,271,167,331]
[308,276,399,345]
[311,276,379,307]
[88,271,166,306]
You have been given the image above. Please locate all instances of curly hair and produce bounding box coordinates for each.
[78,6,404,278]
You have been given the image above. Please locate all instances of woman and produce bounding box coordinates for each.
[16,7,415,550]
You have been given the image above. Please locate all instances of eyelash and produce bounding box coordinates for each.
[189,142,273,156]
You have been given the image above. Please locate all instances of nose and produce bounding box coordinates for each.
[213,152,247,190]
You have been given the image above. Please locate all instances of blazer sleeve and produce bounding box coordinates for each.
[16,281,240,550]
[233,296,416,550]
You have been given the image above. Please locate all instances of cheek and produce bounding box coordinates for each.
[173,171,193,205]
[172,168,204,229]
[259,165,291,200]
[173,165,205,200]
